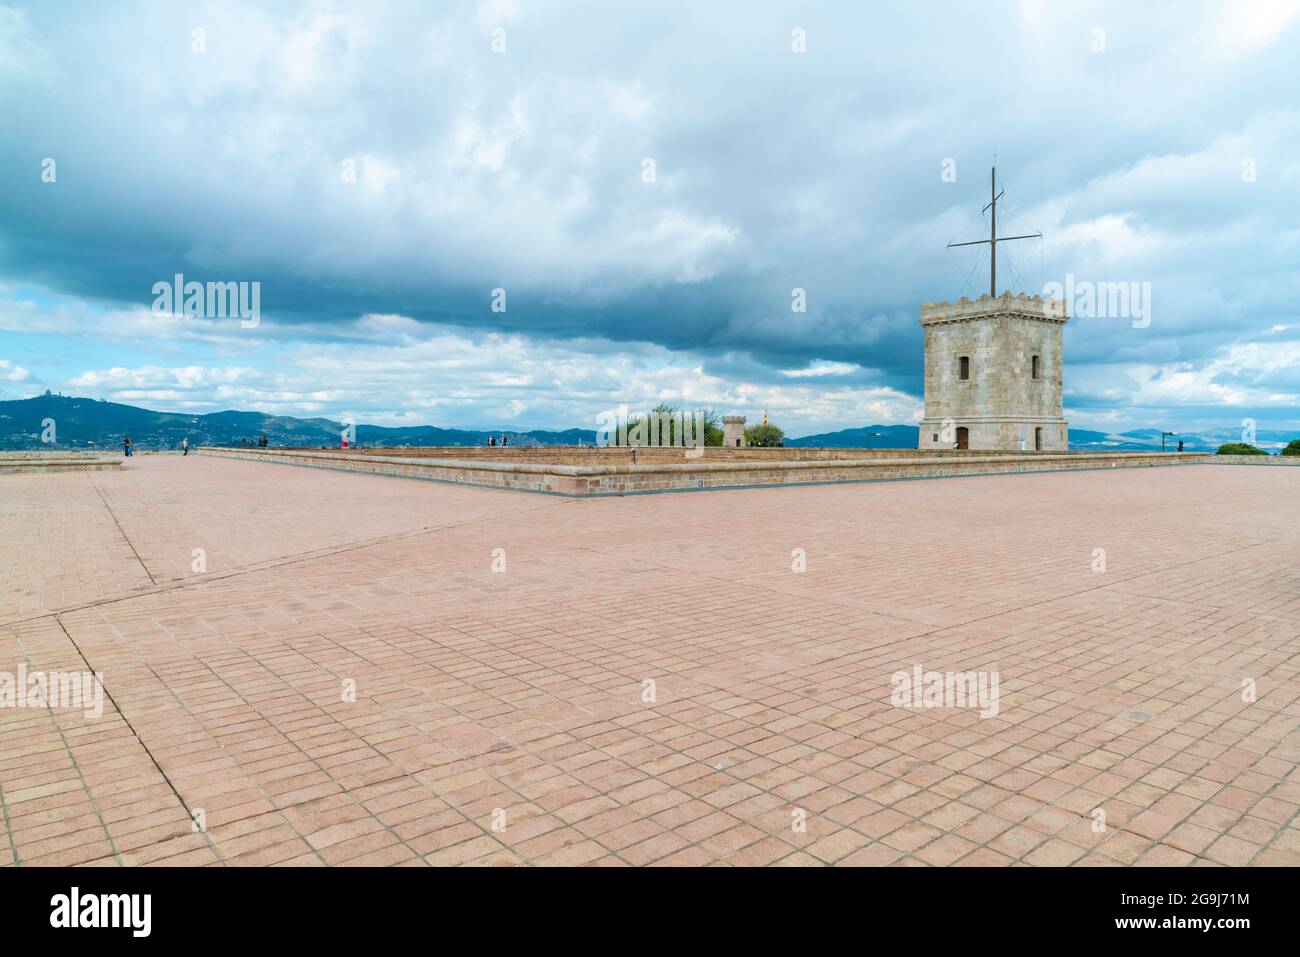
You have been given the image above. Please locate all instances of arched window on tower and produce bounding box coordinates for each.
[1031,355,1040,380]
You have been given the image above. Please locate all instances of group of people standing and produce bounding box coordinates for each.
[122,436,193,456]
[241,435,269,449]
[486,433,509,447]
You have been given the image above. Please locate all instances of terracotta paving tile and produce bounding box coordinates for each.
[1124,809,1181,841]
[724,835,797,866]
[954,847,1017,866]
[1023,839,1087,867]
[2,458,1297,866]
[1203,835,1262,866]
[771,851,823,867]
[881,821,943,853]
[619,832,694,865]
[915,834,980,866]
[594,818,666,852]
[224,838,315,867]
[1164,822,1220,855]
[988,825,1047,860]
[1135,844,1197,867]
[805,827,872,863]
[424,835,503,866]
[836,841,904,866]
[652,845,717,866]
[1096,830,1153,864]
[955,813,1013,845]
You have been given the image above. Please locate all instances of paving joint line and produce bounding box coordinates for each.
[0,496,579,630]
[88,475,157,586]
[0,784,19,866]
[50,613,223,865]
[65,612,326,866]
[12,630,124,866]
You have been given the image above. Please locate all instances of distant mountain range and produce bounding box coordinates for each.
[0,394,598,450]
[785,425,921,448]
[2,394,1292,452]
[788,423,1295,452]
[1066,427,1294,453]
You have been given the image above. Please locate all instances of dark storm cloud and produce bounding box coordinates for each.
[1,0,1298,427]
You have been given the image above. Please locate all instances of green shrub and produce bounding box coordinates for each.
[1216,442,1268,455]
[1282,439,1300,457]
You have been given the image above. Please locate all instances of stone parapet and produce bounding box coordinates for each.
[0,452,122,474]
[199,446,1217,496]
[1213,455,1300,465]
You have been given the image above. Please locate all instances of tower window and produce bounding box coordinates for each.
[958,356,969,380]
[1031,355,1040,380]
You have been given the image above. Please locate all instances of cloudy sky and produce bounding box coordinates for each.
[2,0,1298,436]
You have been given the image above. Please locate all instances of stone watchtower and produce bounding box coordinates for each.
[722,415,747,448]
[917,292,1069,451]
[919,165,1069,452]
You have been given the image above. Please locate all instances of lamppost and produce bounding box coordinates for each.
[866,431,882,450]
[1161,431,1175,451]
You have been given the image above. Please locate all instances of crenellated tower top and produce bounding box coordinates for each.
[920,291,1067,326]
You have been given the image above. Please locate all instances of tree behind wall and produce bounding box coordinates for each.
[611,402,723,447]
[745,422,785,447]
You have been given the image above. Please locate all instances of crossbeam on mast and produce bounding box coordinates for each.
[947,166,1042,297]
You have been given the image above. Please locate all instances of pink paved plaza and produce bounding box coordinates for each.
[1,455,1297,866]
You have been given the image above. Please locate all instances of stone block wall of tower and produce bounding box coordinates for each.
[916,292,1070,451]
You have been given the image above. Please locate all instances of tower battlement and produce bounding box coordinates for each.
[920,292,1067,325]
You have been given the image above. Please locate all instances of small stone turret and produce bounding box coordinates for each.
[722,415,747,449]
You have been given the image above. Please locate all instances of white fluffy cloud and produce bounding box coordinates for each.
[0,358,30,381]
[54,311,921,433]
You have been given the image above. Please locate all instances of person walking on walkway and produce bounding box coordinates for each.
[182,437,189,456]
[123,436,132,457]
